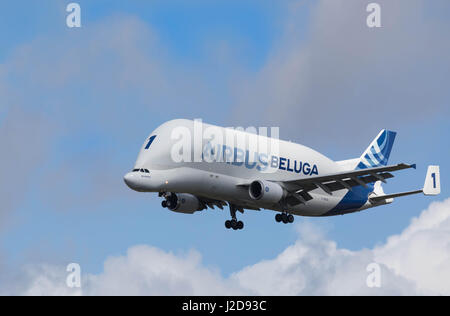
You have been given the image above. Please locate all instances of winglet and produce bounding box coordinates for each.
[423,165,440,196]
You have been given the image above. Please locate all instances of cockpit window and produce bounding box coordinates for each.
[145,135,157,150]
[132,168,150,173]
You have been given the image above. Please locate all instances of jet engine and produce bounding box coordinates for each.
[248,180,286,204]
[162,193,203,214]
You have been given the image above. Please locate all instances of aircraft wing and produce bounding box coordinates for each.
[197,197,228,210]
[197,196,260,212]
[278,163,416,205]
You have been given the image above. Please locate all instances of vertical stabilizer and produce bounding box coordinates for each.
[356,130,397,170]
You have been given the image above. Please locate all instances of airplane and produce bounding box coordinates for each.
[124,119,441,230]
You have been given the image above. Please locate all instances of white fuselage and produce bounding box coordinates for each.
[124,119,374,216]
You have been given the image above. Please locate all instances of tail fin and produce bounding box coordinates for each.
[356,130,397,170]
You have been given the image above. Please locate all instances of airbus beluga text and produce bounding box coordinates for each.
[124,119,441,230]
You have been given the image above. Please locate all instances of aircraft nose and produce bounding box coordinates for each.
[123,172,137,189]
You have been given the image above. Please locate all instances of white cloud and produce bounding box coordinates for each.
[83,246,244,296]
[374,199,450,295]
[6,198,449,295]
[0,108,52,228]
[2,16,202,134]
[232,0,450,146]
[0,15,235,214]
[230,221,419,296]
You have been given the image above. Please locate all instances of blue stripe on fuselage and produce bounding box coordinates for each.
[321,184,373,216]
[322,130,396,216]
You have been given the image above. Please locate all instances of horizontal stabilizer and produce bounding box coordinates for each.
[369,165,441,203]
[369,190,422,203]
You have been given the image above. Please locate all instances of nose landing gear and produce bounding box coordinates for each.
[275,212,294,224]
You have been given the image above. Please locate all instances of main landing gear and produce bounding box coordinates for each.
[225,204,244,230]
[275,212,294,224]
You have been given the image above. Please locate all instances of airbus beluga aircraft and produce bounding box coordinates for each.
[124,119,440,230]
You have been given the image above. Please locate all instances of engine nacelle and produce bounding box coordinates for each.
[249,180,285,204]
[165,193,203,214]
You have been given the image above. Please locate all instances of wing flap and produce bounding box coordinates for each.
[196,196,260,212]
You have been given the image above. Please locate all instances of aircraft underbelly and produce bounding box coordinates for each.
[161,167,373,217]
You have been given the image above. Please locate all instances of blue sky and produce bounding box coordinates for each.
[0,1,449,294]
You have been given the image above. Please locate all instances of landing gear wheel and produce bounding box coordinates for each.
[225,204,245,230]
[281,213,288,224]
[161,200,167,208]
[275,213,282,223]
[288,214,294,223]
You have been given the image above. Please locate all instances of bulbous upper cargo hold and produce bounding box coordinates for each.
[133,119,336,181]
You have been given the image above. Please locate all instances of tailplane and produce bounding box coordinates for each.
[369,165,441,203]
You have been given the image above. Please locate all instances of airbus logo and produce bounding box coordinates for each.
[202,144,319,176]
